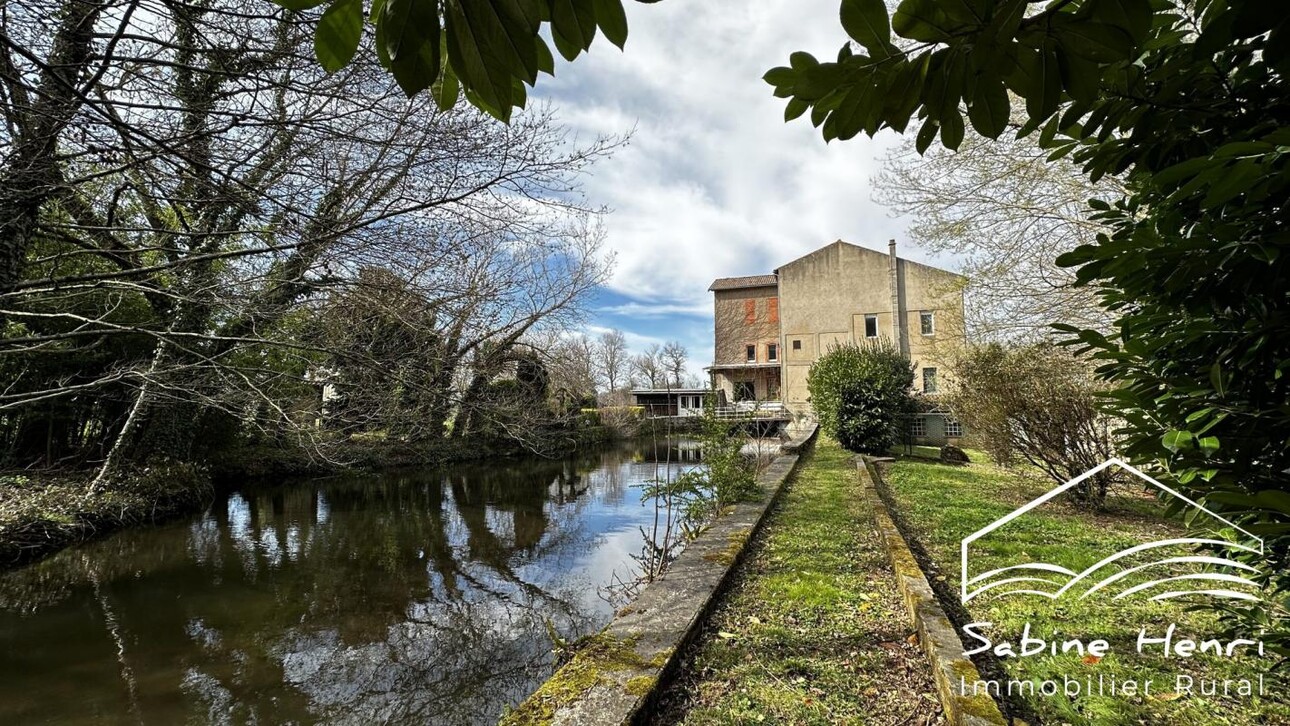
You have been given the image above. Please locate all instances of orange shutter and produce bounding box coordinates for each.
[744,299,756,323]
[768,297,779,323]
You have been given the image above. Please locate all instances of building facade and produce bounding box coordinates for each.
[708,240,966,417]
[630,388,711,418]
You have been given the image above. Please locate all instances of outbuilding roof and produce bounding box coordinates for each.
[707,274,778,292]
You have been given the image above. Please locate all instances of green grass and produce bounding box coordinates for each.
[883,456,1290,726]
[656,439,944,725]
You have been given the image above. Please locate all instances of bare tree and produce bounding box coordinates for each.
[661,340,687,387]
[630,344,664,389]
[595,329,628,394]
[545,333,598,409]
[875,111,1122,340]
[0,0,619,479]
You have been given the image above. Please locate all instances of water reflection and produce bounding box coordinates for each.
[0,439,698,724]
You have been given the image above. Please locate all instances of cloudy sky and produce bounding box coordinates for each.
[533,0,958,378]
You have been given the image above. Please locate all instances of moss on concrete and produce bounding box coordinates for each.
[624,675,656,697]
[701,528,751,566]
[498,633,645,726]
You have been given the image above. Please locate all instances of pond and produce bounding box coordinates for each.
[0,438,702,724]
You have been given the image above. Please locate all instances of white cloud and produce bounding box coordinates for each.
[536,0,930,308]
[596,301,710,318]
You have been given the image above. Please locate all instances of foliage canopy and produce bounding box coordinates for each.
[281,0,660,120]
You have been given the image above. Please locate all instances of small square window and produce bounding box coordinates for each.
[745,344,756,362]
[792,339,802,351]
[864,314,878,338]
[946,419,963,437]
[920,311,935,336]
[767,343,778,362]
[922,367,939,394]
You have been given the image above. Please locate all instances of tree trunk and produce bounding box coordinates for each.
[0,0,108,291]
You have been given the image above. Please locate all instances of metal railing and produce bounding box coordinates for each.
[713,401,790,420]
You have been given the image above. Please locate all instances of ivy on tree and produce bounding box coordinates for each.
[278,0,660,120]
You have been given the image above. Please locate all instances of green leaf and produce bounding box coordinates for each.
[784,97,809,121]
[457,0,541,85]
[841,0,893,58]
[789,51,820,71]
[431,43,460,109]
[966,72,1008,138]
[915,115,938,154]
[315,0,363,73]
[1055,20,1134,63]
[1210,361,1227,396]
[378,0,441,97]
[551,0,598,53]
[1056,50,1100,104]
[535,35,555,74]
[939,109,964,150]
[1255,490,1290,516]
[764,66,796,89]
[1162,429,1193,452]
[1027,46,1061,122]
[593,0,628,48]
[892,0,953,43]
[384,0,432,59]
[446,0,511,114]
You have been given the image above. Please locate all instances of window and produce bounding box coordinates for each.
[768,297,779,323]
[864,314,878,338]
[946,419,964,437]
[745,344,756,362]
[767,343,778,362]
[734,381,755,401]
[920,311,935,336]
[922,367,939,394]
[744,299,756,324]
[792,339,802,351]
[909,416,927,438]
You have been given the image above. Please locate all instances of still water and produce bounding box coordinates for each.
[0,439,701,725]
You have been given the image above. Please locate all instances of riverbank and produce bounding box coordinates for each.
[0,462,209,570]
[0,424,620,571]
[650,438,944,724]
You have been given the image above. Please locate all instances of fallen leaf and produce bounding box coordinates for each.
[718,631,738,640]
[1082,654,1102,665]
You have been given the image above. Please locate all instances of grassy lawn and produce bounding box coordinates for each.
[881,456,1290,726]
[653,438,944,726]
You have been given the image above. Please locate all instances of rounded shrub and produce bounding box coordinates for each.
[807,342,914,454]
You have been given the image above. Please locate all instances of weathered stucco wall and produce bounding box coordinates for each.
[775,241,965,412]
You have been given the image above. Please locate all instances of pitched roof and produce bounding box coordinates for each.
[708,274,778,292]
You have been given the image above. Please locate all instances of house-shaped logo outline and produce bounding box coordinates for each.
[960,458,1264,604]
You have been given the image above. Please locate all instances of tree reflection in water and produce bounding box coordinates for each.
[0,439,696,724]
